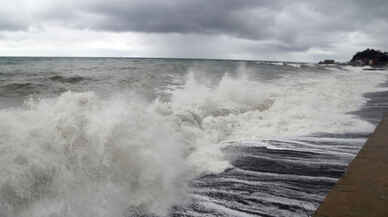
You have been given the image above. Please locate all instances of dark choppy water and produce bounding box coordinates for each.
[0,57,387,217]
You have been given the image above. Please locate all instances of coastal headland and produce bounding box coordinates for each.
[319,49,388,68]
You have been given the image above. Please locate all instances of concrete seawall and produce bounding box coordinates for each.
[313,115,388,217]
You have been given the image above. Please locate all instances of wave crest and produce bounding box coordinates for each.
[0,91,225,217]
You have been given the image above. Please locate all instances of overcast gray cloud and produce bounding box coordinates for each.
[84,0,278,36]
[0,0,387,61]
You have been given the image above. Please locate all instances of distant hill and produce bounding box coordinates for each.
[350,49,388,66]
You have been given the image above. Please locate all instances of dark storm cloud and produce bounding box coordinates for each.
[84,0,280,38]
[75,0,388,52]
[1,0,387,59]
[83,1,385,30]
[3,0,388,42]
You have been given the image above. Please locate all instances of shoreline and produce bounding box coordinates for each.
[313,114,388,217]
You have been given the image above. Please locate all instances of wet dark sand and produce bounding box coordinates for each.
[313,114,388,217]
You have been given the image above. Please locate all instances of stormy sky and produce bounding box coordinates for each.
[0,0,387,61]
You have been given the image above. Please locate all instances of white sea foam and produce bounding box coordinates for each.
[162,67,387,142]
[0,92,228,217]
[0,66,386,216]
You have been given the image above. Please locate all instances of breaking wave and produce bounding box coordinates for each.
[0,66,386,217]
[0,92,191,216]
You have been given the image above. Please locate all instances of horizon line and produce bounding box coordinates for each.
[0,56,314,64]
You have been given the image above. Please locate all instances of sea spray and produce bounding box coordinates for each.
[0,65,387,216]
[162,67,384,143]
[0,91,228,217]
[0,71,276,216]
[173,67,387,141]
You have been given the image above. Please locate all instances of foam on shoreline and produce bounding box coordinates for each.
[313,114,388,217]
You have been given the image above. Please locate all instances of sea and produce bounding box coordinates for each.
[0,57,387,217]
